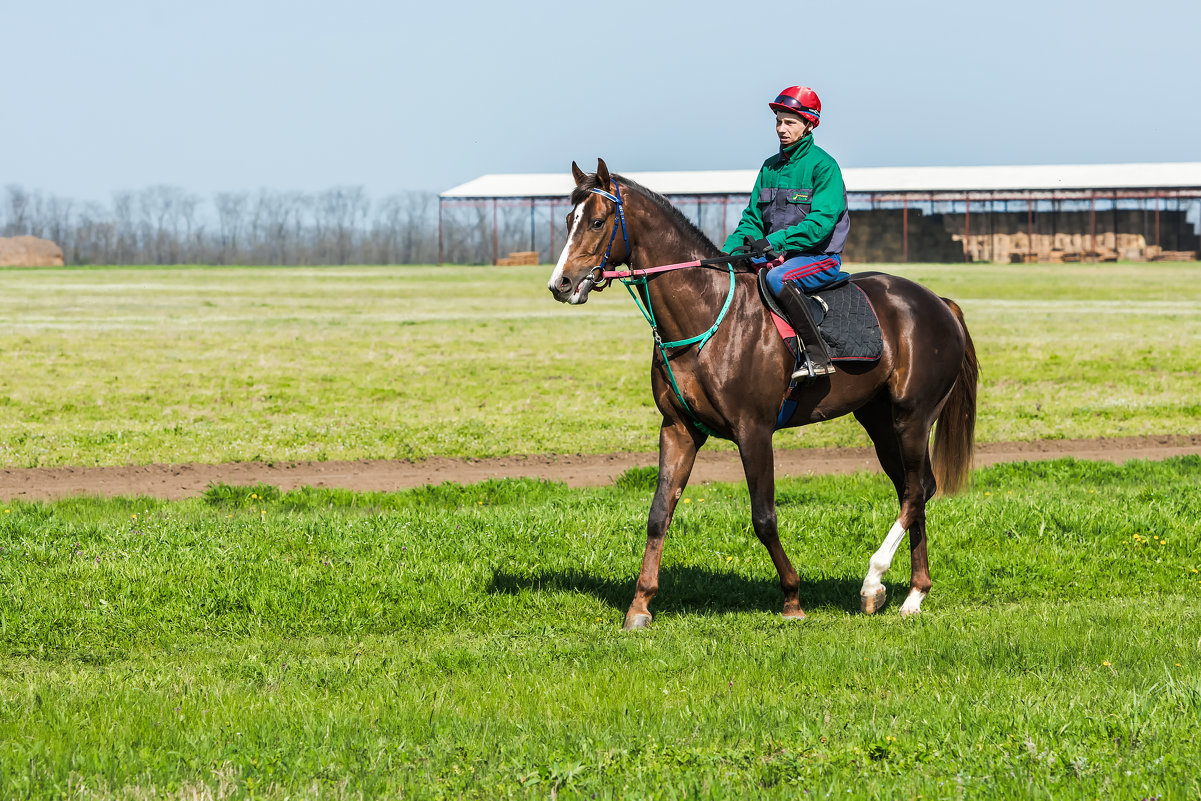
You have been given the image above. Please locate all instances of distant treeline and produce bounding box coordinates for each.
[0,184,557,266]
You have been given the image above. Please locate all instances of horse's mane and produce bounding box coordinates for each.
[571,172,721,255]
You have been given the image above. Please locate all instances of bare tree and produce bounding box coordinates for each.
[214,191,248,264]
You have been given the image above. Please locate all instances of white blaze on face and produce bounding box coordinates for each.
[547,204,584,295]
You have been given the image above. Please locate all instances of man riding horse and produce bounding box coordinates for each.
[723,85,850,382]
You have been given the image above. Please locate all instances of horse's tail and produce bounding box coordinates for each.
[932,298,978,495]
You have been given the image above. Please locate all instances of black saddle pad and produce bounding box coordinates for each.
[757,269,883,362]
[807,282,883,362]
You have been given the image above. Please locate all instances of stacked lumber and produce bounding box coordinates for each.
[496,251,540,266]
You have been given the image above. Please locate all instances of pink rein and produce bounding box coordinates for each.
[601,254,783,282]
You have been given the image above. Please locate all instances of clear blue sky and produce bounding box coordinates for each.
[4,0,1199,201]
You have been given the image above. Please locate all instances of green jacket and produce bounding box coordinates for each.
[722,135,850,256]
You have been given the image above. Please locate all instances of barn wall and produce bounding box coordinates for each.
[843,208,1200,263]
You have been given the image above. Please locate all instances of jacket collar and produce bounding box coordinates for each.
[777,134,813,164]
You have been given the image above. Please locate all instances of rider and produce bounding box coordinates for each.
[722,85,851,381]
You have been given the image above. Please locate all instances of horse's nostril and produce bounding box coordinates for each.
[558,277,572,291]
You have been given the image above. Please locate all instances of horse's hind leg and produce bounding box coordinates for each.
[738,425,804,620]
[624,418,705,630]
[853,399,937,615]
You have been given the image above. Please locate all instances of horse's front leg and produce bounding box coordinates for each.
[738,426,804,620]
[624,418,705,630]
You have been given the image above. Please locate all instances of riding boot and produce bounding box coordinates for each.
[776,280,835,381]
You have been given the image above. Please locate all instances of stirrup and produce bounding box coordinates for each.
[790,353,835,382]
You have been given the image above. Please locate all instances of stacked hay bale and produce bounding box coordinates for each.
[0,235,65,267]
[496,251,540,266]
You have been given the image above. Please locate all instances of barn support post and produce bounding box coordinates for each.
[963,194,971,262]
[1112,192,1119,257]
[1174,194,1182,251]
[1027,197,1033,262]
[530,198,536,255]
[721,195,729,241]
[987,195,993,262]
[902,196,909,263]
[1089,194,1096,262]
[438,197,444,265]
[492,198,499,266]
[1155,196,1160,250]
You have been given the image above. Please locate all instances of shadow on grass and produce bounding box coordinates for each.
[486,566,866,615]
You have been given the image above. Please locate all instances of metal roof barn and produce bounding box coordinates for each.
[438,163,1201,264]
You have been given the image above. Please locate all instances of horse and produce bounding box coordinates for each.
[547,159,978,629]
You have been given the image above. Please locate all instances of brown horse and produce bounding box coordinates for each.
[548,159,978,629]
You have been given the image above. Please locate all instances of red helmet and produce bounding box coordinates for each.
[769,86,821,127]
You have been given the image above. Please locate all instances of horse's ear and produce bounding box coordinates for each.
[596,158,611,190]
[571,161,586,186]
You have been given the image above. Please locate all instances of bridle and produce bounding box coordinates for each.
[581,182,629,291]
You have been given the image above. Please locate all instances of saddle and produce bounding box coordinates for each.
[756,269,884,365]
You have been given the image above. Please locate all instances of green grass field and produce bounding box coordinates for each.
[2,262,1199,798]
[1,262,1199,468]
[2,458,1200,798]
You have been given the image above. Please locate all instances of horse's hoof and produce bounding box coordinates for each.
[783,610,808,622]
[860,587,887,614]
[623,613,652,630]
[899,589,927,617]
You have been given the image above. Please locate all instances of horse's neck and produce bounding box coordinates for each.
[631,239,737,342]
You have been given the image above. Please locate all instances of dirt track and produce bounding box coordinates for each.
[1,435,1198,502]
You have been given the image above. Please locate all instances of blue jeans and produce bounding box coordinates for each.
[765,253,849,294]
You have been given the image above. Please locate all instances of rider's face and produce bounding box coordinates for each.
[775,111,811,147]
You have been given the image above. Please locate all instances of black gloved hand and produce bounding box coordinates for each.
[744,236,775,256]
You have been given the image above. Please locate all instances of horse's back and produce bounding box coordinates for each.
[850,271,965,337]
[849,270,969,398]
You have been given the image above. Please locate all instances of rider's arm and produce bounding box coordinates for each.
[765,157,846,254]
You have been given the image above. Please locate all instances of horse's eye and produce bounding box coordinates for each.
[590,218,604,230]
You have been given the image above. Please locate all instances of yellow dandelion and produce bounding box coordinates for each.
[1102,660,1111,666]
[683,498,691,503]
[698,498,706,502]
[725,556,733,562]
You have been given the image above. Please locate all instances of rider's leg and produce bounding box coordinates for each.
[765,255,846,380]
[775,280,834,380]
